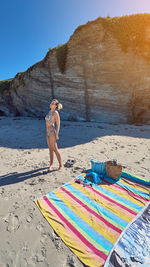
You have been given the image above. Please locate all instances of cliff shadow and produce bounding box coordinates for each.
[0,117,149,150]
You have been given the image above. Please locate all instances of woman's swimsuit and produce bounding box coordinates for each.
[45,113,56,136]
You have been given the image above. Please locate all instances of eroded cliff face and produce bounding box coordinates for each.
[1,17,150,124]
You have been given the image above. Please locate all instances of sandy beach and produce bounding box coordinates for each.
[0,116,150,267]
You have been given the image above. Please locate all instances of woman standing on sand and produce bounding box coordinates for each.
[45,99,63,171]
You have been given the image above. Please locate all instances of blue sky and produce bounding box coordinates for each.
[1,0,150,80]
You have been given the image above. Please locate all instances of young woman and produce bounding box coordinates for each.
[45,99,63,171]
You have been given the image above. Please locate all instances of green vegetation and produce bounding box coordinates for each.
[0,79,12,94]
[15,72,25,87]
[55,44,68,74]
[0,75,24,94]
[100,14,150,56]
[74,14,150,60]
[46,44,68,73]
[18,77,25,87]
[47,14,150,72]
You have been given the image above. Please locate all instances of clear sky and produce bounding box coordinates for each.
[1,0,150,80]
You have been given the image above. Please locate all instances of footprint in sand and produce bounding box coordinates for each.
[52,230,60,241]
[6,214,20,232]
[0,188,5,197]
[38,178,45,183]
[48,230,63,250]
[40,232,49,245]
[34,247,46,263]
[135,161,141,165]
[26,213,33,223]
[72,166,84,173]
[13,202,19,210]
[66,255,83,267]
[28,179,38,186]
[36,222,45,233]
[22,242,29,252]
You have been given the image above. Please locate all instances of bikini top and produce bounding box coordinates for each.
[45,113,52,122]
[45,112,54,123]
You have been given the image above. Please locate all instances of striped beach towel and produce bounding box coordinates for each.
[35,173,150,267]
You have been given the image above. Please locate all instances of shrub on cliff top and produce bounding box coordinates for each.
[101,14,150,55]
[0,79,12,94]
[74,13,150,60]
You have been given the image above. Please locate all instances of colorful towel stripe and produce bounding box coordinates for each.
[35,174,150,267]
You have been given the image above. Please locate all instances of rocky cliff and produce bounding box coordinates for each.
[1,14,150,124]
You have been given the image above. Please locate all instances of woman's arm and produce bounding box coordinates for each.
[55,111,60,140]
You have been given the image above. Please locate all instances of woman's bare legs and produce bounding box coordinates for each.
[53,142,63,171]
[47,135,54,170]
[47,133,63,171]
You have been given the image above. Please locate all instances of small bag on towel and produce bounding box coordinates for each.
[90,159,106,175]
[91,159,122,180]
[105,160,122,180]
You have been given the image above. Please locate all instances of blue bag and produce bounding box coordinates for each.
[90,159,106,175]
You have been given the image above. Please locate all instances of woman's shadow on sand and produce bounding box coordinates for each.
[0,167,56,187]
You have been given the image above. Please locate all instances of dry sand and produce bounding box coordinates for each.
[0,116,150,267]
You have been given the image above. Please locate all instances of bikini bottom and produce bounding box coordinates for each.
[47,129,56,136]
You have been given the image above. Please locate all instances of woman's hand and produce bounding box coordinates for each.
[56,134,59,140]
